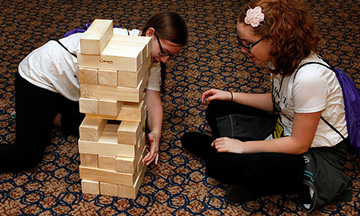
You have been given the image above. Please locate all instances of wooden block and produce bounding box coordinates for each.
[137,132,146,150]
[100,182,118,196]
[98,155,116,170]
[118,56,151,88]
[115,156,134,174]
[80,153,98,167]
[80,19,113,55]
[103,122,120,133]
[79,97,98,114]
[117,117,145,145]
[116,134,146,173]
[79,117,107,141]
[117,161,147,199]
[98,99,124,116]
[79,165,136,186]
[135,148,147,176]
[110,35,151,62]
[110,35,151,47]
[79,68,98,85]
[78,136,136,157]
[120,101,146,122]
[86,97,146,122]
[98,69,118,86]
[77,35,151,72]
[81,180,100,195]
[80,74,148,103]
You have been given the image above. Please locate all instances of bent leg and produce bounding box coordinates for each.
[205,150,305,196]
[206,100,276,139]
[56,97,84,137]
[0,73,57,171]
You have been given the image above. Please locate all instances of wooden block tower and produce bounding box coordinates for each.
[76,19,152,198]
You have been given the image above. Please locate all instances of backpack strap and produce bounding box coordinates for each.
[294,61,347,141]
[294,62,335,81]
[56,40,77,58]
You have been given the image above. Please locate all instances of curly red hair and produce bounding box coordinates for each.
[238,0,320,75]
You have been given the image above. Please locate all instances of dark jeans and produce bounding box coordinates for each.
[0,73,84,171]
[184,100,306,196]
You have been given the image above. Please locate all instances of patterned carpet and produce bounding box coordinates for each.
[1,0,360,215]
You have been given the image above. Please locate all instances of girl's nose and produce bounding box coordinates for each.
[160,56,171,63]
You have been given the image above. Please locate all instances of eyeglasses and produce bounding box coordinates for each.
[237,35,269,53]
[156,35,173,57]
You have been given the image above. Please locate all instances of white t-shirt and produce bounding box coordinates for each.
[18,28,160,101]
[271,53,347,148]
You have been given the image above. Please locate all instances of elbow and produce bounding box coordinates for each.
[296,147,309,155]
[293,143,311,154]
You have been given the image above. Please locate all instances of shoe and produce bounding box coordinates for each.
[181,132,214,159]
[225,184,262,203]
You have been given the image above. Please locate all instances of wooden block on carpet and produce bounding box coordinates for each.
[81,179,100,195]
[100,182,118,197]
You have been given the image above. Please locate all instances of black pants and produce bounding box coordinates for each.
[185,100,306,196]
[0,73,84,171]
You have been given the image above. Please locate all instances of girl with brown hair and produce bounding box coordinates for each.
[181,0,351,212]
[0,11,188,171]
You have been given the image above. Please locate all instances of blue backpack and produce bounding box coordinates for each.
[297,62,360,152]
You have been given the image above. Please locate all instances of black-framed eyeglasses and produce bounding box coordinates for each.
[156,35,173,57]
[237,35,269,53]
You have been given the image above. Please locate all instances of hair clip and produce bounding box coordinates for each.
[244,6,265,28]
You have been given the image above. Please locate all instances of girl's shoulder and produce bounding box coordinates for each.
[293,53,331,82]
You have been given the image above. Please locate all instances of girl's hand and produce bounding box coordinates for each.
[201,89,232,105]
[211,137,245,154]
[142,132,159,165]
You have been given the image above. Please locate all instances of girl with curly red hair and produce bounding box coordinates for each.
[181,0,352,212]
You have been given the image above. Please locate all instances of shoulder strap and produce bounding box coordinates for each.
[320,117,346,140]
[295,61,347,141]
[293,61,335,81]
[56,40,77,58]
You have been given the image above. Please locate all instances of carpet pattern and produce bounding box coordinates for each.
[1,0,360,215]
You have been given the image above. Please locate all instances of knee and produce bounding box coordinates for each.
[205,100,225,119]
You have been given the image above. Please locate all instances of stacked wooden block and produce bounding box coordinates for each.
[77,19,152,198]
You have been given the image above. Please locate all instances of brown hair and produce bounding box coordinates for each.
[141,12,188,92]
[238,0,320,75]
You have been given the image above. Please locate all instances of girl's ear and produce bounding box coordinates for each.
[145,27,155,37]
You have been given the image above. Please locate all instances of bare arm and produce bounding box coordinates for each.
[202,88,273,112]
[142,89,163,165]
[212,111,321,154]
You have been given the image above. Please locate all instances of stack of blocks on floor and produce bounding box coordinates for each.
[76,19,152,198]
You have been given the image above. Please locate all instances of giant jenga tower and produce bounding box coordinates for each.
[76,19,151,198]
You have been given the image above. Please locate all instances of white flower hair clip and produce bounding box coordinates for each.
[244,6,265,28]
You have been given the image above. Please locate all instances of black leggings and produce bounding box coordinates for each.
[0,73,84,171]
[196,100,306,195]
